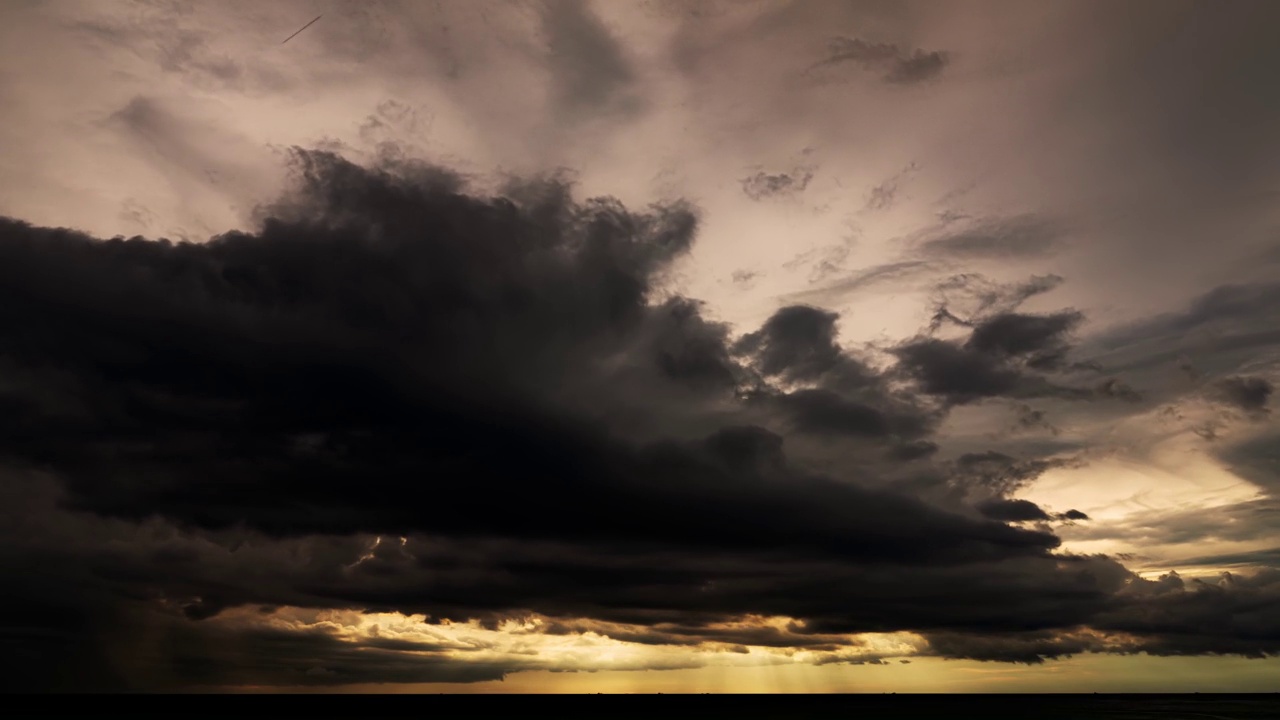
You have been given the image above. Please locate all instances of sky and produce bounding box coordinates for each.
[1,0,1279,693]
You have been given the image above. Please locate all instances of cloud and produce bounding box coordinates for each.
[894,338,1022,401]
[1064,498,1280,561]
[864,163,919,212]
[919,216,1064,260]
[1094,378,1143,403]
[929,274,1066,328]
[542,0,643,120]
[893,310,1094,405]
[74,8,293,95]
[948,451,1077,502]
[1176,547,1280,571]
[740,168,815,201]
[734,305,845,382]
[977,498,1052,522]
[3,148,1280,688]
[730,305,937,439]
[966,311,1082,369]
[358,100,434,151]
[1071,282,1280,417]
[1099,570,1280,658]
[918,570,1280,663]
[1212,376,1273,417]
[923,630,1114,665]
[1010,404,1059,436]
[100,94,277,237]
[778,260,935,306]
[1087,282,1280,376]
[771,389,933,441]
[0,150,1056,563]
[888,440,939,462]
[1217,433,1280,495]
[814,37,950,86]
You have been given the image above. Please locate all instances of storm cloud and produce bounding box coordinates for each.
[4,0,1280,694]
[0,148,1277,690]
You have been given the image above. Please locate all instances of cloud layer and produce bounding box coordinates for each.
[1,149,1277,690]
[4,0,1280,693]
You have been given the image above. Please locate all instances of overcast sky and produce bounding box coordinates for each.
[2,0,1280,692]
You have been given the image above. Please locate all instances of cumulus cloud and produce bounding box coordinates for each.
[892,308,1114,405]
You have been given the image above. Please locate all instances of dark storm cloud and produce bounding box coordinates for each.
[967,311,1082,369]
[0,556,515,691]
[923,630,1110,665]
[138,616,518,689]
[771,389,933,440]
[893,338,1022,401]
[165,626,509,687]
[647,297,741,389]
[892,340,1078,405]
[0,150,1055,559]
[977,498,1052,523]
[734,305,844,382]
[888,440,939,462]
[0,466,1094,682]
[890,302,1137,406]
[0,469,722,691]
[4,148,1280,688]
[949,451,1077,502]
[1098,570,1280,658]
[814,37,950,86]
[731,305,938,438]
[924,569,1280,663]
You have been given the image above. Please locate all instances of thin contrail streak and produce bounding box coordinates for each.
[281,14,322,45]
